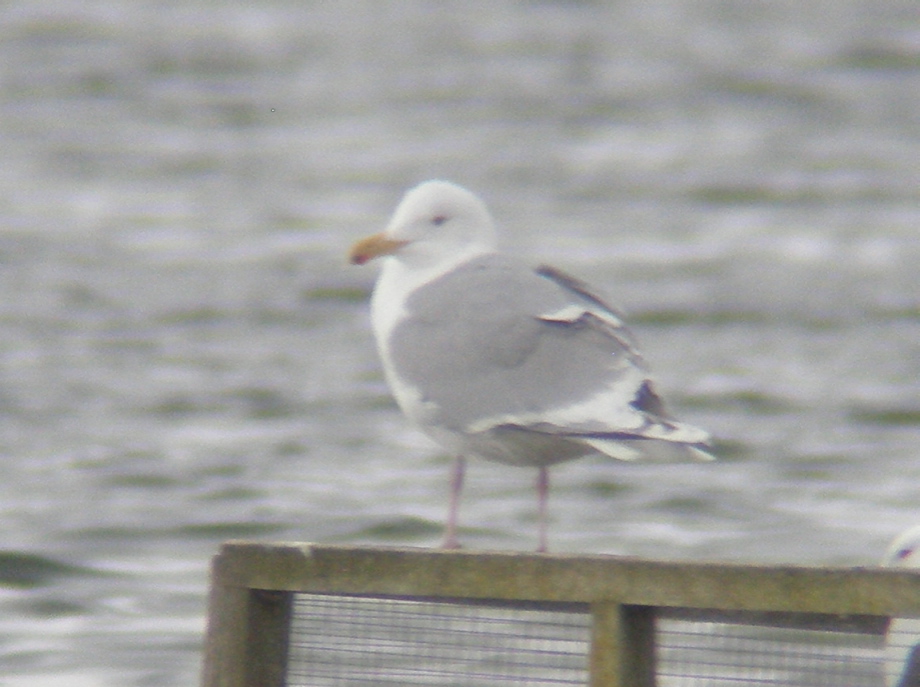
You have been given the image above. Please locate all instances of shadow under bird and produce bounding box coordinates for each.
[349,180,714,552]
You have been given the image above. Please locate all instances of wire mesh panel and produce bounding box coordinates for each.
[657,614,885,687]
[287,593,591,686]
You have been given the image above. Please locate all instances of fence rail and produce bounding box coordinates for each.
[200,541,920,687]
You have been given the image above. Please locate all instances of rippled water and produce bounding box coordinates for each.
[1,1,919,684]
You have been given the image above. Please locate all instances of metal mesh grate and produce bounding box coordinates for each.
[287,594,591,686]
[656,616,884,687]
[287,594,896,686]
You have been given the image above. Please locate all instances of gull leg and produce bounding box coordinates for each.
[537,466,549,553]
[442,455,466,549]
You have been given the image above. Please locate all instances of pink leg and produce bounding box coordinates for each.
[442,456,466,549]
[537,466,549,553]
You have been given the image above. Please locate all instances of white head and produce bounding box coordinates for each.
[882,525,920,568]
[349,180,497,270]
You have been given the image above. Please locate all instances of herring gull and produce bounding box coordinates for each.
[349,180,713,551]
[883,525,920,687]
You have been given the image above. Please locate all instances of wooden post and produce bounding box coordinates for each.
[201,549,293,687]
[201,550,249,687]
[590,602,656,687]
[244,589,293,687]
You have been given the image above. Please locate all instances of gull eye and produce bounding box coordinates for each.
[431,215,448,226]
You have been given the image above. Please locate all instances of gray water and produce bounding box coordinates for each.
[1,1,919,684]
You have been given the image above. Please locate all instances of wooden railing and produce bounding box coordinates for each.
[200,541,920,687]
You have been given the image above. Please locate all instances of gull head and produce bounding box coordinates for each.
[349,180,497,268]
[883,525,920,568]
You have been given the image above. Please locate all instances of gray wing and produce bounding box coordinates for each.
[387,254,677,440]
[533,263,646,371]
[534,264,628,326]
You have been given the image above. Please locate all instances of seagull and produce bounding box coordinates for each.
[883,526,920,687]
[349,180,714,551]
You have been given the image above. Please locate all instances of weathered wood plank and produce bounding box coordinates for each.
[214,541,920,616]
